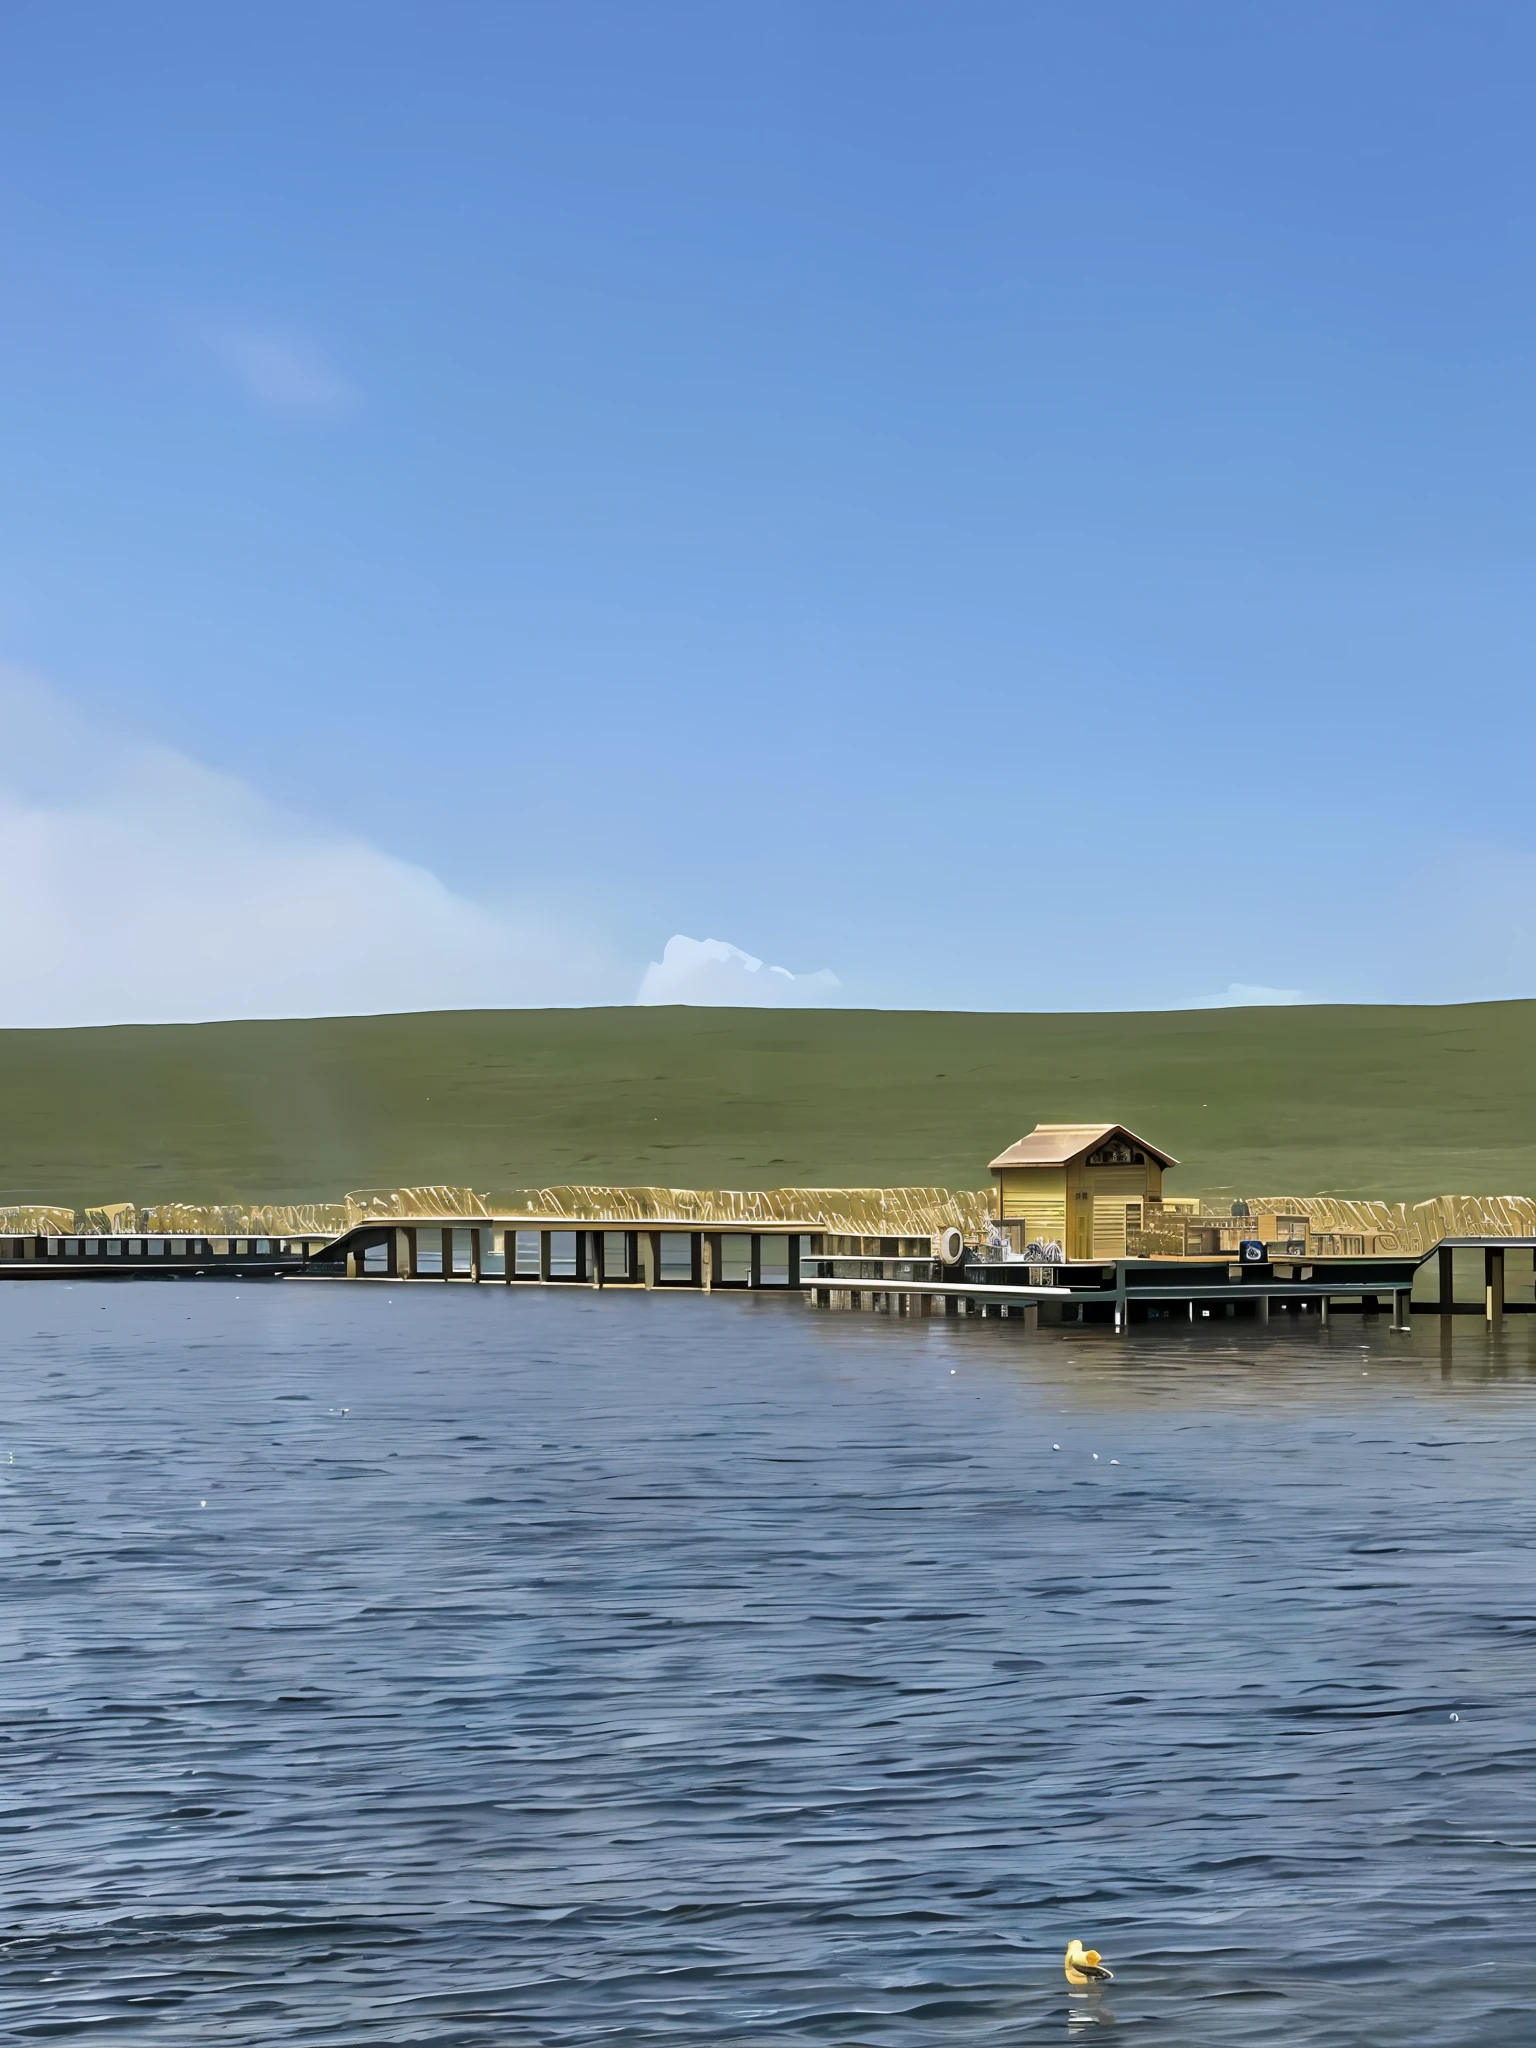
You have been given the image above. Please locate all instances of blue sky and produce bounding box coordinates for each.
[2,1,1533,1021]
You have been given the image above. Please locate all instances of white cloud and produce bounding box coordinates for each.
[203,322,356,419]
[1183,982,1307,1008]
[636,934,841,1007]
[0,669,622,1026]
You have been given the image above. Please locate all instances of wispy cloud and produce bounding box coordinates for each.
[636,935,841,1008]
[202,322,357,419]
[0,669,623,1027]
[1182,983,1307,1009]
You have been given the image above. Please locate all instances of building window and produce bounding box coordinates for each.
[415,1230,443,1276]
[514,1230,540,1278]
[1086,1140,1145,1166]
[172,1239,187,1257]
[659,1232,693,1282]
[106,1240,122,1258]
[549,1231,578,1278]
[451,1227,474,1276]
[481,1229,505,1277]
[147,1239,164,1257]
[363,1241,388,1274]
[759,1235,790,1285]
[602,1232,630,1279]
[720,1236,751,1284]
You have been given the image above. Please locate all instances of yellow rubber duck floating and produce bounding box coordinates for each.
[1064,1940,1113,1985]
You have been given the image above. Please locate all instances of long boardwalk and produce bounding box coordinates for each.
[2,1219,1532,1332]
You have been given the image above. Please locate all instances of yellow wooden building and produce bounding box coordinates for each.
[988,1123,1177,1260]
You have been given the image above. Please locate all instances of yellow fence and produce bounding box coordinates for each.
[1214,1195,1536,1255]
[3,1185,997,1242]
[5,1185,1532,1254]
[0,1206,76,1236]
[343,1184,999,1240]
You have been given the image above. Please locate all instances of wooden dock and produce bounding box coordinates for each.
[2,1220,1533,1333]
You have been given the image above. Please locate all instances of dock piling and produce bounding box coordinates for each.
[1486,1247,1504,1326]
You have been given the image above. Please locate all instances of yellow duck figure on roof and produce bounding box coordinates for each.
[1064,1940,1113,1985]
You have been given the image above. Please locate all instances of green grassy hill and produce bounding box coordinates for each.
[0,1001,1532,1210]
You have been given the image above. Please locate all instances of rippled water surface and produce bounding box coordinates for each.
[3,1282,1536,2044]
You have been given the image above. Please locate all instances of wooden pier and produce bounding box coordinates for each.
[803,1251,1418,1330]
[4,1221,1531,1338]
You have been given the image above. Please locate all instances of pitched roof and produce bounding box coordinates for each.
[988,1123,1178,1171]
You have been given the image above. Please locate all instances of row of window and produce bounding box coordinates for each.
[1,1236,299,1259]
[360,1228,799,1284]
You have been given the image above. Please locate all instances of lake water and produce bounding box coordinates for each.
[2,1281,1534,2044]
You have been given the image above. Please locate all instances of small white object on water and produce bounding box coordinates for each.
[1450,1712,1459,1721]
[199,1500,207,1508]
[1092,1453,1099,1460]
[1052,1444,1061,1452]
[1110,1459,1119,1465]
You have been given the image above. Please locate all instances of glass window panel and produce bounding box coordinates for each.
[256,1239,270,1254]
[106,1240,122,1257]
[172,1239,187,1256]
[549,1230,578,1278]
[759,1234,790,1285]
[147,1239,164,1257]
[514,1230,541,1277]
[602,1231,630,1278]
[481,1228,505,1277]
[659,1232,694,1282]
[451,1227,474,1275]
[720,1236,751,1283]
[415,1231,443,1275]
[363,1242,388,1273]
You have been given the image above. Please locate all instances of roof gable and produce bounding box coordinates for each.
[988,1122,1178,1172]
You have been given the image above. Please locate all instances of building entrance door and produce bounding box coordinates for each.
[1073,1200,1093,1260]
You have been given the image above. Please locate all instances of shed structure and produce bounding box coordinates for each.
[988,1123,1177,1260]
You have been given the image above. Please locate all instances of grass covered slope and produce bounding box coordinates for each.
[0,1001,1532,1211]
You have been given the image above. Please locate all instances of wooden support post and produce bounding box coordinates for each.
[701,1236,712,1294]
[1022,1301,1039,1333]
[1393,1289,1410,1332]
[1487,1246,1504,1325]
[1259,1295,1270,1324]
[639,1233,654,1288]
[1319,1295,1330,1327]
[1439,1244,1454,1315]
